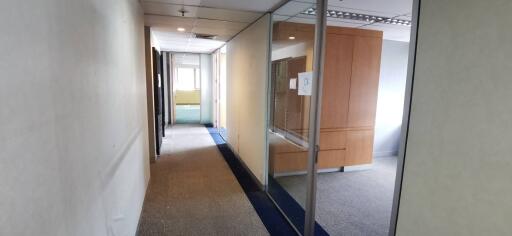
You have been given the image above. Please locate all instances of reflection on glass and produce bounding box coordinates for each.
[267,0,317,234]
[310,0,412,235]
[267,0,412,234]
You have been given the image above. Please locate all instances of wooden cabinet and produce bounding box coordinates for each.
[321,34,352,129]
[348,36,382,128]
[346,130,375,165]
[270,22,382,174]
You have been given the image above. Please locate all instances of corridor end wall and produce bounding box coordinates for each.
[225,14,271,184]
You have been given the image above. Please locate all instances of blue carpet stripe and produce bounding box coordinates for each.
[268,177,329,236]
[205,126,297,236]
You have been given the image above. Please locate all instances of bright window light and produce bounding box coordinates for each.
[176,67,200,91]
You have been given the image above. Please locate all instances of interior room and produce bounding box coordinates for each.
[267,0,412,235]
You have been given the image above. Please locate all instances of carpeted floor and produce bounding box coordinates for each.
[137,125,268,236]
[276,157,397,236]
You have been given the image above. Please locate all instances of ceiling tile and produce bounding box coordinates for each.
[142,2,260,23]
[195,0,281,12]
[359,23,412,42]
[274,1,315,17]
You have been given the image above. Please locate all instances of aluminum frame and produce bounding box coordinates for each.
[388,0,421,235]
[304,0,328,235]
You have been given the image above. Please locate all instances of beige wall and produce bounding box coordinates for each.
[397,0,512,235]
[226,14,270,184]
[0,0,150,235]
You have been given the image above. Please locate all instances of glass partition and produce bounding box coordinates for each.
[267,0,318,234]
[313,0,413,235]
[267,0,415,235]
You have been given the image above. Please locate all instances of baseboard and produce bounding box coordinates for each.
[273,168,342,177]
[344,163,373,172]
[373,150,398,158]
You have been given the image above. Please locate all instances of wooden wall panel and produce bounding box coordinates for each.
[345,130,375,165]
[272,152,308,173]
[321,34,353,129]
[348,36,382,127]
[320,131,346,150]
[318,150,346,168]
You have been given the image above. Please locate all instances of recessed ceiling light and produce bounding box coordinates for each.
[177,27,186,32]
[289,36,296,40]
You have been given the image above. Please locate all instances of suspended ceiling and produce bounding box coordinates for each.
[142,0,281,53]
[275,0,413,42]
[142,0,414,53]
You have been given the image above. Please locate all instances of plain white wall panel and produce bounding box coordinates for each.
[374,40,409,157]
[225,14,271,183]
[200,54,213,124]
[397,0,512,235]
[0,0,150,235]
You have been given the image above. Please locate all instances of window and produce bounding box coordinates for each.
[176,67,200,91]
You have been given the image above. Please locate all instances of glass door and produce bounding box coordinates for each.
[311,0,415,235]
[266,0,326,234]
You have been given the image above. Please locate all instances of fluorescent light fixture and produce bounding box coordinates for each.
[289,36,296,40]
[302,8,412,26]
[177,27,186,32]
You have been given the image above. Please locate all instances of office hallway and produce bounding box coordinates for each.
[137,125,268,236]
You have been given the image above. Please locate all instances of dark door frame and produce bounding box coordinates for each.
[152,47,164,155]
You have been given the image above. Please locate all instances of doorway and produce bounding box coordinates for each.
[173,53,201,124]
[153,47,164,155]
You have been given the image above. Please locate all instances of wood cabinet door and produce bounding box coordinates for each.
[321,33,353,129]
[345,130,375,165]
[347,36,382,128]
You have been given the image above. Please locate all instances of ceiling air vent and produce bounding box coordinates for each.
[194,33,217,40]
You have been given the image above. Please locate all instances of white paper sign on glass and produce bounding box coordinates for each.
[289,78,297,89]
[298,71,313,96]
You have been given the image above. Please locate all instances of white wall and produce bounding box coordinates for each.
[200,54,213,124]
[397,0,512,235]
[373,40,409,157]
[226,14,270,184]
[0,0,150,235]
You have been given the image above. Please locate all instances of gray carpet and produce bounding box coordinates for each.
[137,125,268,236]
[276,157,397,236]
